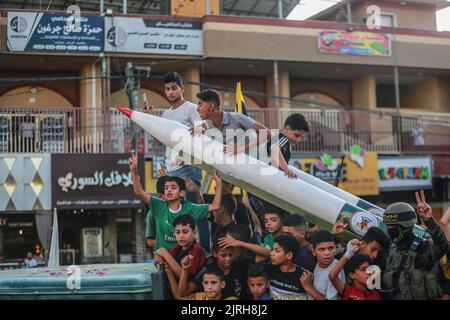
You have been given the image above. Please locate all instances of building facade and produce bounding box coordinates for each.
[0,0,449,263]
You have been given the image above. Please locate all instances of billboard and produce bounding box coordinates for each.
[7,11,104,52]
[378,156,433,191]
[319,30,391,57]
[104,17,203,55]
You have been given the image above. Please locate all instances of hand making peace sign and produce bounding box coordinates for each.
[415,190,432,222]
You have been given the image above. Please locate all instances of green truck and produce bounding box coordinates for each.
[0,263,170,300]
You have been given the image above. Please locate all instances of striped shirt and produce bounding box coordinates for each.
[266,132,291,165]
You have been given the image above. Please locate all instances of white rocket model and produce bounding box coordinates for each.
[117,106,387,238]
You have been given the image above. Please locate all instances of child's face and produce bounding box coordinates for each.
[247,276,269,300]
[164,181,184,201]
[349,261,370,287]
[265,213,282,235]
[174,224,195,248]
[284,127,306,144]
[282,226,305,242]
[313,241,336,267]
[213,247,235,271]
[202,273,225,300]
[270,242,292,266]
[359,241,382,262]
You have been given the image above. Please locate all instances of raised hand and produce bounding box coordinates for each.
[184,178,199,193]
[212,170,221,185]
[331,215,348,236]
[158,160,167,177]
[415,190,432,222]
[344,239,360,259]
[128,152,138,173]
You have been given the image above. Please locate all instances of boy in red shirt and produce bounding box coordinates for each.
[154,214,206,278]
[329,241,381,300]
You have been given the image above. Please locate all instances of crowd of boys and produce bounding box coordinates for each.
[128,72,450,300]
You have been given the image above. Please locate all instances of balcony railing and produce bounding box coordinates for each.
[0,107,449,156]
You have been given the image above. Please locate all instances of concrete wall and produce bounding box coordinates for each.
[202,20,450,70]
[0,71,78,107]
[352,74,377,110]
[204,75,266,108]
[0,85,73,108]
[352,2,437,31]
[400,77,450,112]
[291,79,351,107]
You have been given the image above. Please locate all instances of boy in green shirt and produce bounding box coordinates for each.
[262,205,287,251]
[149,171,222,253]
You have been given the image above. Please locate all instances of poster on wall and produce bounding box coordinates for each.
[40,115,65,153]
[82,228,103,258]
[104,17,203,55]
[7,11,104,52]
[318,30,392,57]
[0,116,10,152]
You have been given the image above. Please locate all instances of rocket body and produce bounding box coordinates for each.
[118,107,388,237]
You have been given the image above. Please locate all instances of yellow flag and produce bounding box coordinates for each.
[235,82,248,116]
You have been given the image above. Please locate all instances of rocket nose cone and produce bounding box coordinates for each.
[116,107,133,118]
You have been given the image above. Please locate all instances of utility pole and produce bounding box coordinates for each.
[124,63,151,151]
[278,0,283,19]
[125,62,139,151]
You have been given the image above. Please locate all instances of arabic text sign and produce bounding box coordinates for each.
[51,154,144,209]
[104,17,203,55]
[318,30,391,57]
[378,156,432,191]
[7,11,104,52]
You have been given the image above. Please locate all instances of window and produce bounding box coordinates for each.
[380,13,397,28]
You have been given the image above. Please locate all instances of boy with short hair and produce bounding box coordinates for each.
[267,235,307,300]
[329,242,381,300]
[217,205,287,263]
[300,230,345,300]
[217,205,286,262]
[154,214,206,278]
[147,172,222,251]
[357,227,390,263]
[282,214,316,272]
[179,236,241,299]
[194,88,271,154]
[262,205,287,251]
[266,113,310,178]
[176,261,237,300]
[247,262,273,300]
